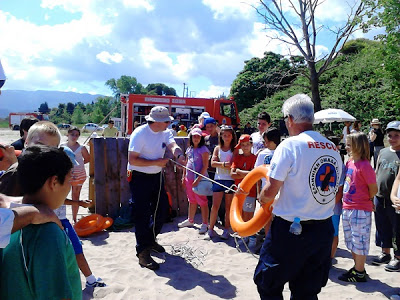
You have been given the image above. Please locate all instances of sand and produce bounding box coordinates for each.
[0,128,398,300]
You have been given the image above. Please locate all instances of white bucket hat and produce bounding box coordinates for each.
[198,112,210,121]
[145,106,174,122]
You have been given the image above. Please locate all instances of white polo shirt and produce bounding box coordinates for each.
[127,124,175,174]
[0,208,14,248]
[268,130,342,222]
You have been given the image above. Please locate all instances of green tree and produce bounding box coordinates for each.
[66,102,75,115]
[230,52,301,110]
[71,106,85,124]
[38,102,50,114]
[145,83,176,96]
[255,0,373,111]
[105,75,145,96]
[91,106,104,124]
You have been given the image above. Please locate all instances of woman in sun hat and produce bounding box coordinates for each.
[369,118,384,168]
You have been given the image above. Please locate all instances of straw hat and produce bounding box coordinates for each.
[370,118,381,125]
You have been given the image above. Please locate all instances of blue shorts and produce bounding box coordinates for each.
[61,219,83,255]
[332,214,340,237]
[212,180,235,194]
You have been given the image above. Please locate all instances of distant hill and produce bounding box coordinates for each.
[0,90,106,118]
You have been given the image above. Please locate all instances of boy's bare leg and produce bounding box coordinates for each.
[76,253,92,277]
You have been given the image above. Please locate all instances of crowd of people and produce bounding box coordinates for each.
[0,94,399,299]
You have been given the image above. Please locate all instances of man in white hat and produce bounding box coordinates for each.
[127,106,185,270]
[369,118,384,168]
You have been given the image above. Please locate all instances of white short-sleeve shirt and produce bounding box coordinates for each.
[127,124,175,174]
[0,208,15,248]
[255,148,275,188]
[251,131,264,154]
[268,130,342,222]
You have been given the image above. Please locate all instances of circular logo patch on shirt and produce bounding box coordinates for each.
[309,155,340,204]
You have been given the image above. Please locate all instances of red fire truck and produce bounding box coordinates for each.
[120,94,240,135]
[9,112,49,130]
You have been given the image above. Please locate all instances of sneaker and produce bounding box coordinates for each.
[86,277,106,288]
[385,257,400,272]
[199,223,208,234]
[338,268,367,282]
[220,229,231,240]
[390,292,400,300]
[204,229,217,240]
[178,219,194,228]
[372,252,391,265]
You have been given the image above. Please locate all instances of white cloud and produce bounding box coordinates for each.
[202,0,258,20]
[122,0,154,11]
[197,85,230,98]
[96,51,123,64]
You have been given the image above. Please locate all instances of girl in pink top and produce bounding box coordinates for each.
[339,132,378,282]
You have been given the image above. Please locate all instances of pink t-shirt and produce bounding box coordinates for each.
[343,159,376,211]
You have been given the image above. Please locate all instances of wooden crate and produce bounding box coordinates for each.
[89,137,189,218]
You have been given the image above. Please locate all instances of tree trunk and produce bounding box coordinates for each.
[308,62,322,112]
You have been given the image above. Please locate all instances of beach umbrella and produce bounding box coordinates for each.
[313,108,356,124]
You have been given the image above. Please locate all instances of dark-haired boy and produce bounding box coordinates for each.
[251,112,272,155]
[0,145,81,300]
[372,121,400,271]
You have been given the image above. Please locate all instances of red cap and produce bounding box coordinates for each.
[235,134,252,149]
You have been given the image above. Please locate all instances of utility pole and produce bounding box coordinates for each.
[182,83,189,97]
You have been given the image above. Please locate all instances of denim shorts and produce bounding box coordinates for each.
[212,179,235,194]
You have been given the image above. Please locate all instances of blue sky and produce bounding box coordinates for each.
[0,0,378,98]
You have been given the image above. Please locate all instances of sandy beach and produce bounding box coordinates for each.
[0,127,398,299]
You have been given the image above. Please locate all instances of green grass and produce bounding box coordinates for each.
[0,118,9,128]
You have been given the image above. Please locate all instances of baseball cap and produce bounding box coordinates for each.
[386,121,400,132]
[199,112,210,120]
[189,128,202,136]
[235,134,252,149]
[203,117,216,126]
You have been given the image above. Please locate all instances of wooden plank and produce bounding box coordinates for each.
[88,139,95,213]
[118,138,130,210]
[164,137,189,216]
[93,138,107,216]
[104,138,120,219]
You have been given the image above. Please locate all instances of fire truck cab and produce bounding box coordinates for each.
[120,94,240,135]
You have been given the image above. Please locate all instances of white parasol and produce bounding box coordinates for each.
[313,108,356,124]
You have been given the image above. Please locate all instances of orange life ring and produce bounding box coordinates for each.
[230,165,273,237]
[74,214,107,237]
[101,217,114,230]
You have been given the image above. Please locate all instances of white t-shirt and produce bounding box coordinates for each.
[341,126,352,143]
[0,208,14,248]
[268,130,342,222]
[127,124,175,174]
[255,148,275,188]
[215,148,234,180]
[251,131,265,154]
[0,60,6,81]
